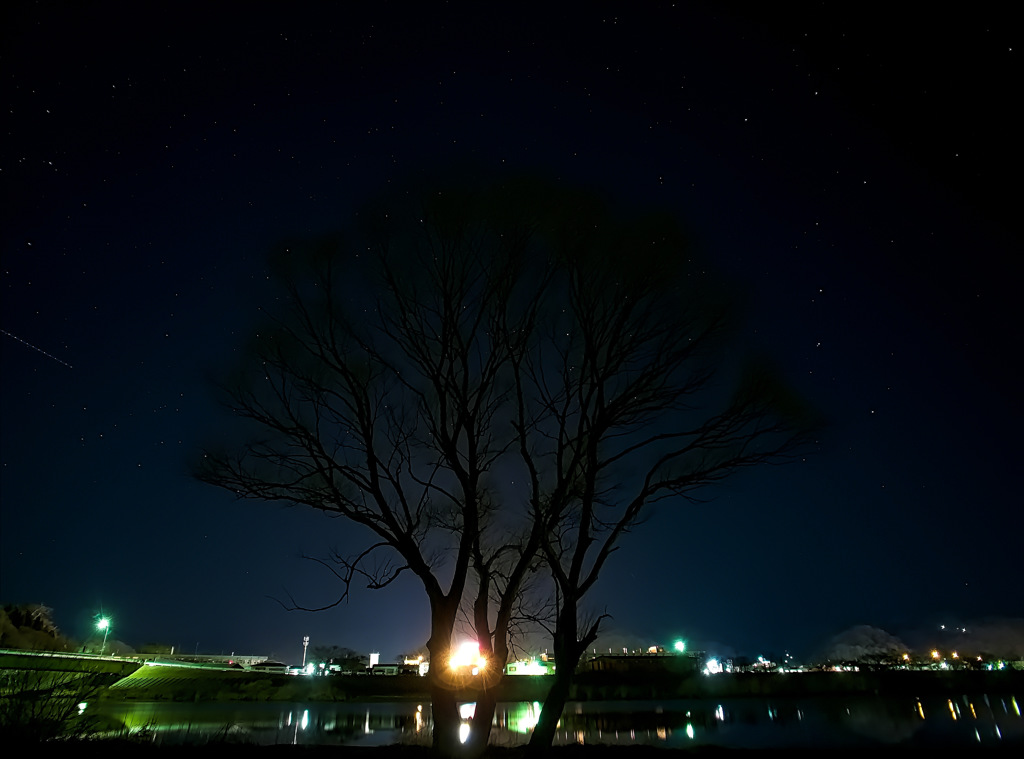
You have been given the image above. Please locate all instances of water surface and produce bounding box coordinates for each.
[92,693,1023,749]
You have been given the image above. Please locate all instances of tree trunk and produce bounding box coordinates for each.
[528,663,574,749]
[529,605,593,750]
[425,598,461,756]
[463,686,497,758]
[460,573,517,757]
[428,674,463,757]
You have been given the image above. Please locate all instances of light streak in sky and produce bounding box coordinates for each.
[1,329,73,368]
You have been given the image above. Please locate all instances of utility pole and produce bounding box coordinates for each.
[302,636,309,668]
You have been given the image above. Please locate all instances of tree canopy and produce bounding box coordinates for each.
[198,175,814,755]
[0,604,76,652]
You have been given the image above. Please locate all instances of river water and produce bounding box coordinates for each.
[90,694,1022,749]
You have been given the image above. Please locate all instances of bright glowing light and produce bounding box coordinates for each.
[703,658,723,675]
[449,641,478,668]
[685,723,695,739]
[952,651,959,659]
[902,653,910,661]
[510,659,551,676]
[448,641,488,674]
[674,640,686,653]
[931,650,940,659]
[95,616,112,654]
[459,723,470,744]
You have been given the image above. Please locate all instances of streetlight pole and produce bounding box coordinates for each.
[302,636,309,668]
[96,617,111,654]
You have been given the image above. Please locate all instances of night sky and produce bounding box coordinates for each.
[2,2,1020,665]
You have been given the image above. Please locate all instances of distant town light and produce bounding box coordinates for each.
[703,658,723,675]
[510,659,550,676]
[674,640,686,653]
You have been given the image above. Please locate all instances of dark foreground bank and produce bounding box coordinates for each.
[8,742,1024,758]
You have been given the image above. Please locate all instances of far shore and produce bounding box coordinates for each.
[96,667,1023,704]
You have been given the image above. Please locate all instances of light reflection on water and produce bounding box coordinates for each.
[92,693,1022,748]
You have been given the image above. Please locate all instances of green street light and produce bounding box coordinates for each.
[96,616,111,654]
[673,640,686,654]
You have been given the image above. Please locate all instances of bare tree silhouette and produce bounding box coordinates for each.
[198,175,815,755]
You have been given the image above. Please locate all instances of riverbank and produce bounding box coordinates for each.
[11,741,1024,758]
[97,667,1023,704]
[573,668,1024,700]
